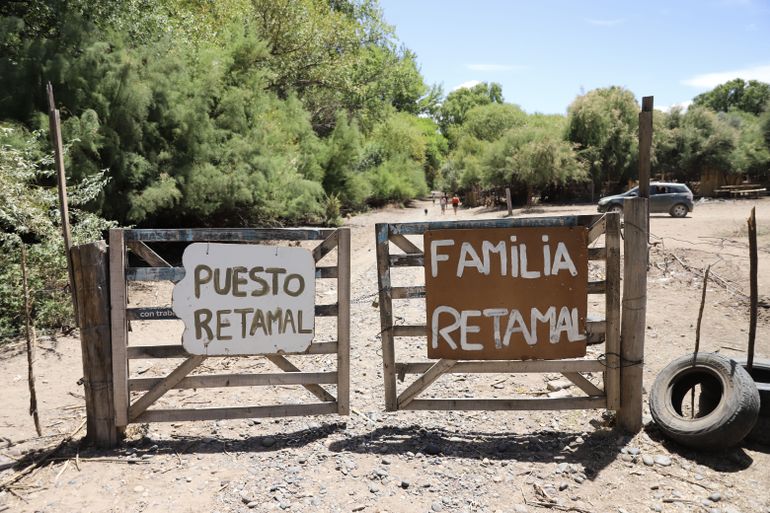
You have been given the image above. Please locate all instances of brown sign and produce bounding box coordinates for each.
[424,227,588,360]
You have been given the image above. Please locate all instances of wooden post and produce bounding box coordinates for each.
[375,224,398,410]
[639,96,653,247]
[47,83,78,325]
[336,228,351,415]
[505,187,513,216]
[619,197,648,433]
[109,229,129,428]
[638,97,653,199]
[747,207,757,372]
[71,241,121,448]
[604,213,621,411]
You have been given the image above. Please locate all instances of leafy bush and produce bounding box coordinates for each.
[0,124,116,341]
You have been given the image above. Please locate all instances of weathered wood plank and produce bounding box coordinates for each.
[392,321,605,340]
[126,342,338,359]
[336,228,351,415]
[389,254,425,267]
[562,372,604,397]
[588,247,606,260]
[587,280,606,294]
[109,229,129,427]
[127,241,170,267]
[395,359,607,374]
[134,402,338,423]
[391,286,426,300]
[125,228,336,242]
[389,215,601,235]
[315,304,338,316]
[312,231,339,263]
[389,233,422,255]
[128,372,338,391]
[127,307,177,321]
[71,241,120,447]
[619,198,648,433]
[397,359,456,409]
[127,265,337,282]
[126,267,184,282]
[265,355,336,402]
[604,212,622,410]
[392,325,427,337]
[404,397,607,411]
[375,223,398,410]
[587,216,607,245]
[128,355,206,422]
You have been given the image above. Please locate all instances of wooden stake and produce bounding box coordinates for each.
[46,83,78,325]
[619,197,648,433]
[21,245,42,436]
[747,207,757,373]
[693,265,711,360]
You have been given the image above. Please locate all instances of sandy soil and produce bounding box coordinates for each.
[1,197,769,513]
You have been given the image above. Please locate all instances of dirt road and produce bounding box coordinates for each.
[1,197,768,513]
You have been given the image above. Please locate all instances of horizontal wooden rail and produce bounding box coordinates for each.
[128,371,338,392]
[392,320,605,339]
[133,402,338,423]
[391,286,426,300]
[392,325,427,337]
[395,359,606,375]
[587,280,606,294]
[588,247,606,260]
[392,249,605,266]
[126,266,337,282]
[127,341,339,359]
[126,304,337,321]
[389,254,424,267]
[385,214,602,236]
[403,397,606,411]
[125,228,336,242]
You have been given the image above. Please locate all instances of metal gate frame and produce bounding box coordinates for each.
[374,214,622,412]
[108,227,350,426]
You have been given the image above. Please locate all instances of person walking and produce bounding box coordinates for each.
[451,194,460,215]
[439,194,447,214]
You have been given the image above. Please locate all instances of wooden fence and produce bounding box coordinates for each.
[374,214,625,415]
[72,228,350,446]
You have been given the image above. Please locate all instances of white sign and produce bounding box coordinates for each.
[172,243,316,355]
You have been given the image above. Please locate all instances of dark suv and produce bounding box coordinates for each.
[597,182,693,218]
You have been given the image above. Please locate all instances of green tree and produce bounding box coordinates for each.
[438,82,504,141]
[461,103,527,142]
[565,86,639,197]
[692,79,770,115]
[483,118,585,202]
[654,106,737,183]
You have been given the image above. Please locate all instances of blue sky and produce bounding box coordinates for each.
[378,0,770,114]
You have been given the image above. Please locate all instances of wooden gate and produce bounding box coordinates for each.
[108,227,350,426]
[374,214,622,413]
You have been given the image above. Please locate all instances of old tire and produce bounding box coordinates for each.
[649,353,760,450]
[700,358,770,445]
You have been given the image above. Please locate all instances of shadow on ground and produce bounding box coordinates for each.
[644,424,756,471]
[327,424,625,480]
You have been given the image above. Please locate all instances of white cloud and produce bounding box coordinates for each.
[451,80,482,91]
[658,101,692,113]
[467,64,524,72]
[584,18,626,27]
[682,64,770,89]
